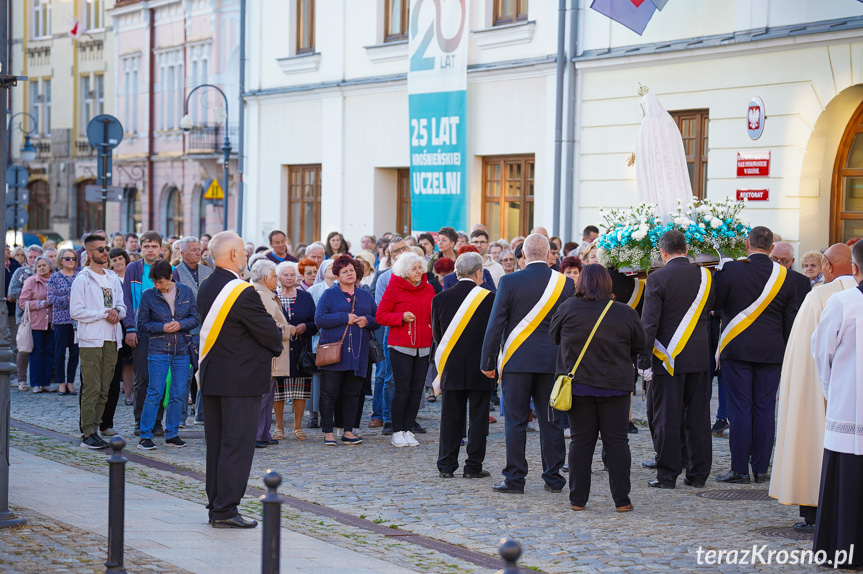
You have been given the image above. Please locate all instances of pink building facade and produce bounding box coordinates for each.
[109,0,240,238]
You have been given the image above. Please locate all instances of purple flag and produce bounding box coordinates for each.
[590,0,657,35]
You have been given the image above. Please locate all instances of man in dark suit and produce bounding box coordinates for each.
[713,226,799,484]
[770,241,811,310]
[433,252,496,479]
[637,230,715,489]
[197,232,282,528]
[480,234,575,494]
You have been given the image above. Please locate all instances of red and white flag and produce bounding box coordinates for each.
[70,21,84,39]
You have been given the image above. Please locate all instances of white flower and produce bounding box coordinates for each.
[699,223,706,229]
[710,219,722,229]
[673,217,684,226]
[632,230,647,241]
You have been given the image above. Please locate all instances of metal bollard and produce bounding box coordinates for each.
[105,437,127,574]
[497,538,522,574]
[260,470,282,574]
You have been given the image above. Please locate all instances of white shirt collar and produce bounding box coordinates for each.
[526,260,547,266]
[666,254,689,263]
[218,266,241,279]
[458,277,475,283]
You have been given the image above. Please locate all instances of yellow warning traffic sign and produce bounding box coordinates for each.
[204,179,224,200]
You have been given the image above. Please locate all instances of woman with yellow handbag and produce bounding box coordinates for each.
[549,265,647,513]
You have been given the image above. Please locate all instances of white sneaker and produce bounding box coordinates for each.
[391,431,409,448]
[564,427,571,439]
[48,383,60,393]
[31,386,43,394]
[404,431,419,447]
[527,420,540,432]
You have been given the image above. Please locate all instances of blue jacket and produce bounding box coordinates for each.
[122,259,147,332]
[136,282,199,355]
[315,284,379,377]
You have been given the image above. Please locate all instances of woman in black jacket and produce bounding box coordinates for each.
[549,264,647,513]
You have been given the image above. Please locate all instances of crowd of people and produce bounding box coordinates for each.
[4,220,862,564]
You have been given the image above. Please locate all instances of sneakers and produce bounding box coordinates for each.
[138,438,157,450]
[382,422,393,436]
[391,431,409,448]
[101,428,117,436]
[31,386,43,394]
[711,419,729,434]
[47,383,60,393]
[165,436,187,448]
[403,431,419,447]
[527,420,540,432]
[81,434,108,450]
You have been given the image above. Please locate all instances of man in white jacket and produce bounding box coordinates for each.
[70,234,126,450]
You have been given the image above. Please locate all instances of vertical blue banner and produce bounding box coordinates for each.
[408,0,469,234]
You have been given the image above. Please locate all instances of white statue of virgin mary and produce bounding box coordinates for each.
[634,92,693,223]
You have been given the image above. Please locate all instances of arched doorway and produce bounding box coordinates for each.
[76,179,102,238]
[165,186,183,237]
[27,180,51,230]
[832,98,863,243]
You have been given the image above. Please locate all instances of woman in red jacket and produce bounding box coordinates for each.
[376,252,435,448]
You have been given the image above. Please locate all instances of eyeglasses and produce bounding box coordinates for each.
[820,248,832,268]
[88,246,109,253]
[471,239,489,245]
[62,257,77,262]
[390,245,408,255]
[769,256,791,266]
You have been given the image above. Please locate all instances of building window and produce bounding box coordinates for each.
[95,74,105,116]
[122,58,139,133]
[396,168,410,236]
[157,51,183,130]
[832,99,863,244]
[287,164,321,246]
[32,0,51,39]
[28,180,51,230]
[85,0,104,31]
[198,185,208,236]
[494,0,528,25]
[43,79,51,136]
[385,0,409,42]
[670,109,709,200]
[297,0,315,54]
[80,75,92,135]
[165,187,183,237]
[30,81,40,136]
[482,155,534,241]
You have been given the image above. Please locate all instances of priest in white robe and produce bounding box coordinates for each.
[769,244,855,532]
[810,240,863,567]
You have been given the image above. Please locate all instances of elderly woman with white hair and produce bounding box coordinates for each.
[251,259,292,448]
[375,252,435,447]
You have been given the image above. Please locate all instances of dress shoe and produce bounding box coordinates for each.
[683,478,706,488]
[492,481,524,494]
[463,470,491,479]
[616,504,635,513]
[544,484,563,493]
[212,515,258,529]
[266,439,279,445]
[255,441,268,448]
[570,505,585,512]
[716,470,750,484]
[368,419,383,428]
[711,418,729,434]
[793,521,816,533]
[412,423,427,434]
[648,479,675,489]
[754,472,770,483]
[439,472,455,478]
[627,421,639,434]
[641,459,657,469]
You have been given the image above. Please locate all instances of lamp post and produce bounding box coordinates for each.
[6,112,38,164]
[180,84,231,232]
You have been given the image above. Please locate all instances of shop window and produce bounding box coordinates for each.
[482,155,534,241]
[832,99,863,243]
[670,109,709,200]
[288,164,321,246]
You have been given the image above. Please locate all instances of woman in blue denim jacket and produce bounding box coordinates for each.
[135,260,199,450]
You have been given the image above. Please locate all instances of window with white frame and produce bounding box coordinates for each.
[157,50,183,130]
[84,0,104,31]
[43,79,52,136]
[122,56,141,133]
[189,44,210,125]
[32,0,52,39]
[30,82,40,134]
[95,74,105,116]
[80,75,92,135]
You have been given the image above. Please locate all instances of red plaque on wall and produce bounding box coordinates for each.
[737,151,771,177]
[736,189,769,201]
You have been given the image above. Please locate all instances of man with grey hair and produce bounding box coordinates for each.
[481,233,575,494]
[771,241,811,310]
[9,244,43,390]
[433,251,496,478]
[305,242,325,267]
[173,235,213,424]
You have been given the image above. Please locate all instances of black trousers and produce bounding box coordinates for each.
[501,372,566,490]
[648,370,712,486]
[390,350,427,433]
[568,393,631,508]
[202,394,259,521]
[335,365,372,430]
[438,389,491,475]
[814,449,863,566]
[320,370,363,434]
[132,333,163,426]
[100,352,123,432]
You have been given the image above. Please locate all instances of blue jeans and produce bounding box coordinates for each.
[141,353,190,440]
[30,328,55,388]
[371,330,388,421]
[53,324,79,384]
[377,328,395,423]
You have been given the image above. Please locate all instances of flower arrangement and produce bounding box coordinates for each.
[597,197,752,272]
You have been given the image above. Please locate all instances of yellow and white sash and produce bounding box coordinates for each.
[652,267,712,376]
[627,278,645,309]
[498,271,567,373]
[715,262,787,363]
[195,278,252,387]
[432,286,491,395]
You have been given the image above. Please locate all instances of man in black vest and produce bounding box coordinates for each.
[433,252,496,479]
[197,232,282,527]
[481,234,575,494]
[712,226,799,484]
[637,230,714,488]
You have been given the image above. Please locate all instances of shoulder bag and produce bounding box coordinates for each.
[549,300,613,411]
[315,295,355,367]
[16,305,34,354]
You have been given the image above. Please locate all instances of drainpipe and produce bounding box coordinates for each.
[147,6,155,229]
[551,0,566,238]
[236,0,246,236]
[563,0,580,240]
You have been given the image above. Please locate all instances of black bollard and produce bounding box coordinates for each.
[498,538,522,574]
[105,436,127,574]
[260,470,282,574]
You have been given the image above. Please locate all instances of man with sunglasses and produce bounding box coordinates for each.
[70,234,126,449]
[770,242,811,310]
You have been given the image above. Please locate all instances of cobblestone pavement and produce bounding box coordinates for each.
[9,380,848,573]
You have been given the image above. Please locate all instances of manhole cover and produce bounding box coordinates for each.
[758,527,814,541]
[695,489,771,501]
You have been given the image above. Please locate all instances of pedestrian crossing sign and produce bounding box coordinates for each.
[204,178,224,200]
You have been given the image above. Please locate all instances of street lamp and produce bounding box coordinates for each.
[6,111,38,164]
[181,84,231,232]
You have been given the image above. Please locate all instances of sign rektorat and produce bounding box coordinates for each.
[736,189,769,201]
[737,151,770,177]
[408,0,470,234]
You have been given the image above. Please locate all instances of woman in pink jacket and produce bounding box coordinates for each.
[19,256,55,393]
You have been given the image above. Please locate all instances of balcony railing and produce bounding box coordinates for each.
[35,140,51,159]
[186,124,238,154]
[76,139,96,156]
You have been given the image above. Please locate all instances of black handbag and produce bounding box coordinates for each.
[369,332,385,364]
[299,345,319,376]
